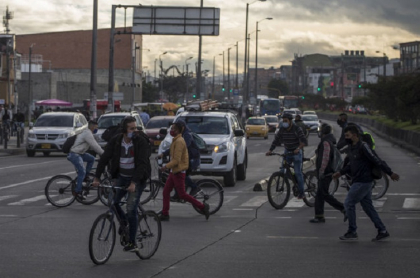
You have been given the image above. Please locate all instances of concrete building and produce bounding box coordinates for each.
[399,41,420,74]
[15,28,143,114]
[248,67,281,96]
[0,34,21,108]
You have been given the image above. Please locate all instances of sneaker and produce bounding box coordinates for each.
[72,191,84,200]
[202,203,210,220]
[123,242,138,252]
[339,232,358,241]
[342,210,348,222]
[372,231,390,242]
[309,217,325,223]
[159,214,170,221]
[297,194,305,200]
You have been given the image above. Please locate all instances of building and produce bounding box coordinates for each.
[248,67,281,96]
[399,41,420,74]
[14,27,143,115]
[0,34,21,108]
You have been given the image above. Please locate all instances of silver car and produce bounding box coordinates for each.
[26,112,88,157]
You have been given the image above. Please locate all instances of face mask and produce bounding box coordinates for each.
[93,128,98,134]
[282,122,290,128]
[127,132,134,139]
[345,138,353,145]
[170,130,176,137]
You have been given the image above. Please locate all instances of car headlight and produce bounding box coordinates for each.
[261,127,266,131]
[214,143,228,153]
[28,133,36,139]
[246,127,250,131]
[57,133,70,139]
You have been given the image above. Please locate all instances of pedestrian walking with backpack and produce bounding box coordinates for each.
[332,125,400,241]
[310,123,347,223]
[93,116,152,252]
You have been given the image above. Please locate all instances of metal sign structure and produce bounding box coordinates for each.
[133,6,220,36]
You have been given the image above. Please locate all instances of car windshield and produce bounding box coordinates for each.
[247,119,266,125]
[98,116,125,129]
[302,116,318,121]
[265,117,278,123]
[146,118,173,129]
[35,115,73,127]
[179,116,229,135]
[284,110,296,115]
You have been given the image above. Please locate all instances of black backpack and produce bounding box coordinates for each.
[62,134,77,154]
[191,132,207,152]
[102,125,122,142]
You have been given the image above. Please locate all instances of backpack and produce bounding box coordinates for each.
[102,125,122,142]
[62,134,78,154]
[189,132,205,170]
[360,142,384,180]
[191,132,207,151]
[328,141,344,173]
[361,132,375,150]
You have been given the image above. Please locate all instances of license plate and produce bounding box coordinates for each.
[253,132,259,135]
[41,144,51,149]
[154,141,161,146]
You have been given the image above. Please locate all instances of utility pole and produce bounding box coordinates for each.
[90,0,98,119]
[28,44,34,124]
[227,48,231,101]
[212,56,215,100]
[196,0,204,100]
[235,42,239,89]
[107,5,117,112]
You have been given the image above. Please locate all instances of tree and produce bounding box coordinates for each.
[142,80,159,102]
[266,79,289,98]
[161,75,187,103]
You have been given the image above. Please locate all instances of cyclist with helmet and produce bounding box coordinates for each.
[310,123,346,223]
[266,113,307,199]
[93,116,151,252]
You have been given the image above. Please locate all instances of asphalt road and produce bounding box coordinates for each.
[0,123,419,278]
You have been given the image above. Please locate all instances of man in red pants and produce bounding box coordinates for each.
[159,122,210,221]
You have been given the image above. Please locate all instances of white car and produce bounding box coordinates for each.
[303,111,317,115]
[301,114,321,133]
[158,110,247,187]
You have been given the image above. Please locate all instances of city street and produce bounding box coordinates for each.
[0,121,420,278]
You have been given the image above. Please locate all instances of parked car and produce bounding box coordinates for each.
[345,105,354,113]
[245,117,269,139]
[353,105,367,114]
[263,115,279,132]
[145,116,175,151]
[95,111,145,148]
[26,112,88,157]
[301,114,321,134]
[158,110,247,187]
[303,110,317,115]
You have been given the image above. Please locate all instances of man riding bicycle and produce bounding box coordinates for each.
[266,113,307,199]
[93,116,151,252]
[68,120,104,199]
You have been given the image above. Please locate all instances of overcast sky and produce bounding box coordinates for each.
[4,0,419,75]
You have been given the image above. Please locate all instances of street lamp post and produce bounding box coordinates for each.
[227,48,231,101]
[243,0,267,103]
[212,56,216,100]
[220,52,225,89]
[185,56,193,102]
[132,42,140,108]
[159,52,168,102]
[28,43,35,124]
[235,42,239,89]
[255,17,273,99]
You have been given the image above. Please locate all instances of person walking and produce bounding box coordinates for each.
[332,125,400,241]
[310,123,346,223]
[159,122,210,221]
[93,116,151,252]
[294,114,308,138]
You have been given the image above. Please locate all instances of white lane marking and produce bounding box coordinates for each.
[232,208,254,211]
[0,195,17,202]
[274,217,292,219]
[397,217,420,220]
[0,171,75,191]
[240,196,267,207]
[223,196,238,204]
[0,161,57,170]
[373,198,387,208]
[0,215,18,217]
[285,198,306,208]
[403,198,420,209]
[8,195,46,205]
[334,192,420,196]
[267,236,319,239]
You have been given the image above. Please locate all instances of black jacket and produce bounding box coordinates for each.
[95,132,151,184]
[340,140,392,183]
[315,133,336,175]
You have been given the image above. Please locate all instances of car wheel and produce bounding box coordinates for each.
[26,150,35,157]
[264,135,268,139]
[43,151,50,157]
[237,152,247,181]
[223,157,237,187]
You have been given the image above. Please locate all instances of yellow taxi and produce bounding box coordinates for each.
[245,117,269,139]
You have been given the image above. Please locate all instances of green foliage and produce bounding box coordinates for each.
[267,79,290,98]
[161,76,188,103]
[142,80,159,102]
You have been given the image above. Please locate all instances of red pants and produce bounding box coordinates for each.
[162,172,204,216]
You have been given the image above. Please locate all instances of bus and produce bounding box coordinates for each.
[279,95,299,109]
[259,98,281,116]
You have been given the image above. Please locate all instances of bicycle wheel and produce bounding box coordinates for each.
[98,178,113,206]
[140,180,155,205]
[135,210,162,260]
[371,172,389,200]
[141,180,164,213]
[45,175,76,207]
[77,173,100,205]
[192,179,224,215]
[89,213,116,265]
[267,172,290,209]
[302,170,317,207]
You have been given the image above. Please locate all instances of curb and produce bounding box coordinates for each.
[253,155,316,192]
[0,147,26,156]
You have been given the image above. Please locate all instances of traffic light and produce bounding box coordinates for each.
[301,96,305,99]
[193,94,196,98]
[317,87,321,92]
[358,84,362,89]
[222,86,225,92]
[330,81,334,87]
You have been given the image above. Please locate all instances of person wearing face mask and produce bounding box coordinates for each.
[332,125,400,241]
[68,120,104,199]
[266,113,307,199]
[93,116,151,252]
[159,122,210,221]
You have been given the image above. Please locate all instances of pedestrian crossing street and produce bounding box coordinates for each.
[1,192,420,210]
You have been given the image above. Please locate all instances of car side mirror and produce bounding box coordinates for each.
[234,129,245,137]
[160,127,168,135]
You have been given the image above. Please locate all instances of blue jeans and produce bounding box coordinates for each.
[284,149,304,195]
[67,152,95,192]
[113,176,146,243]
[344,182,386,233]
